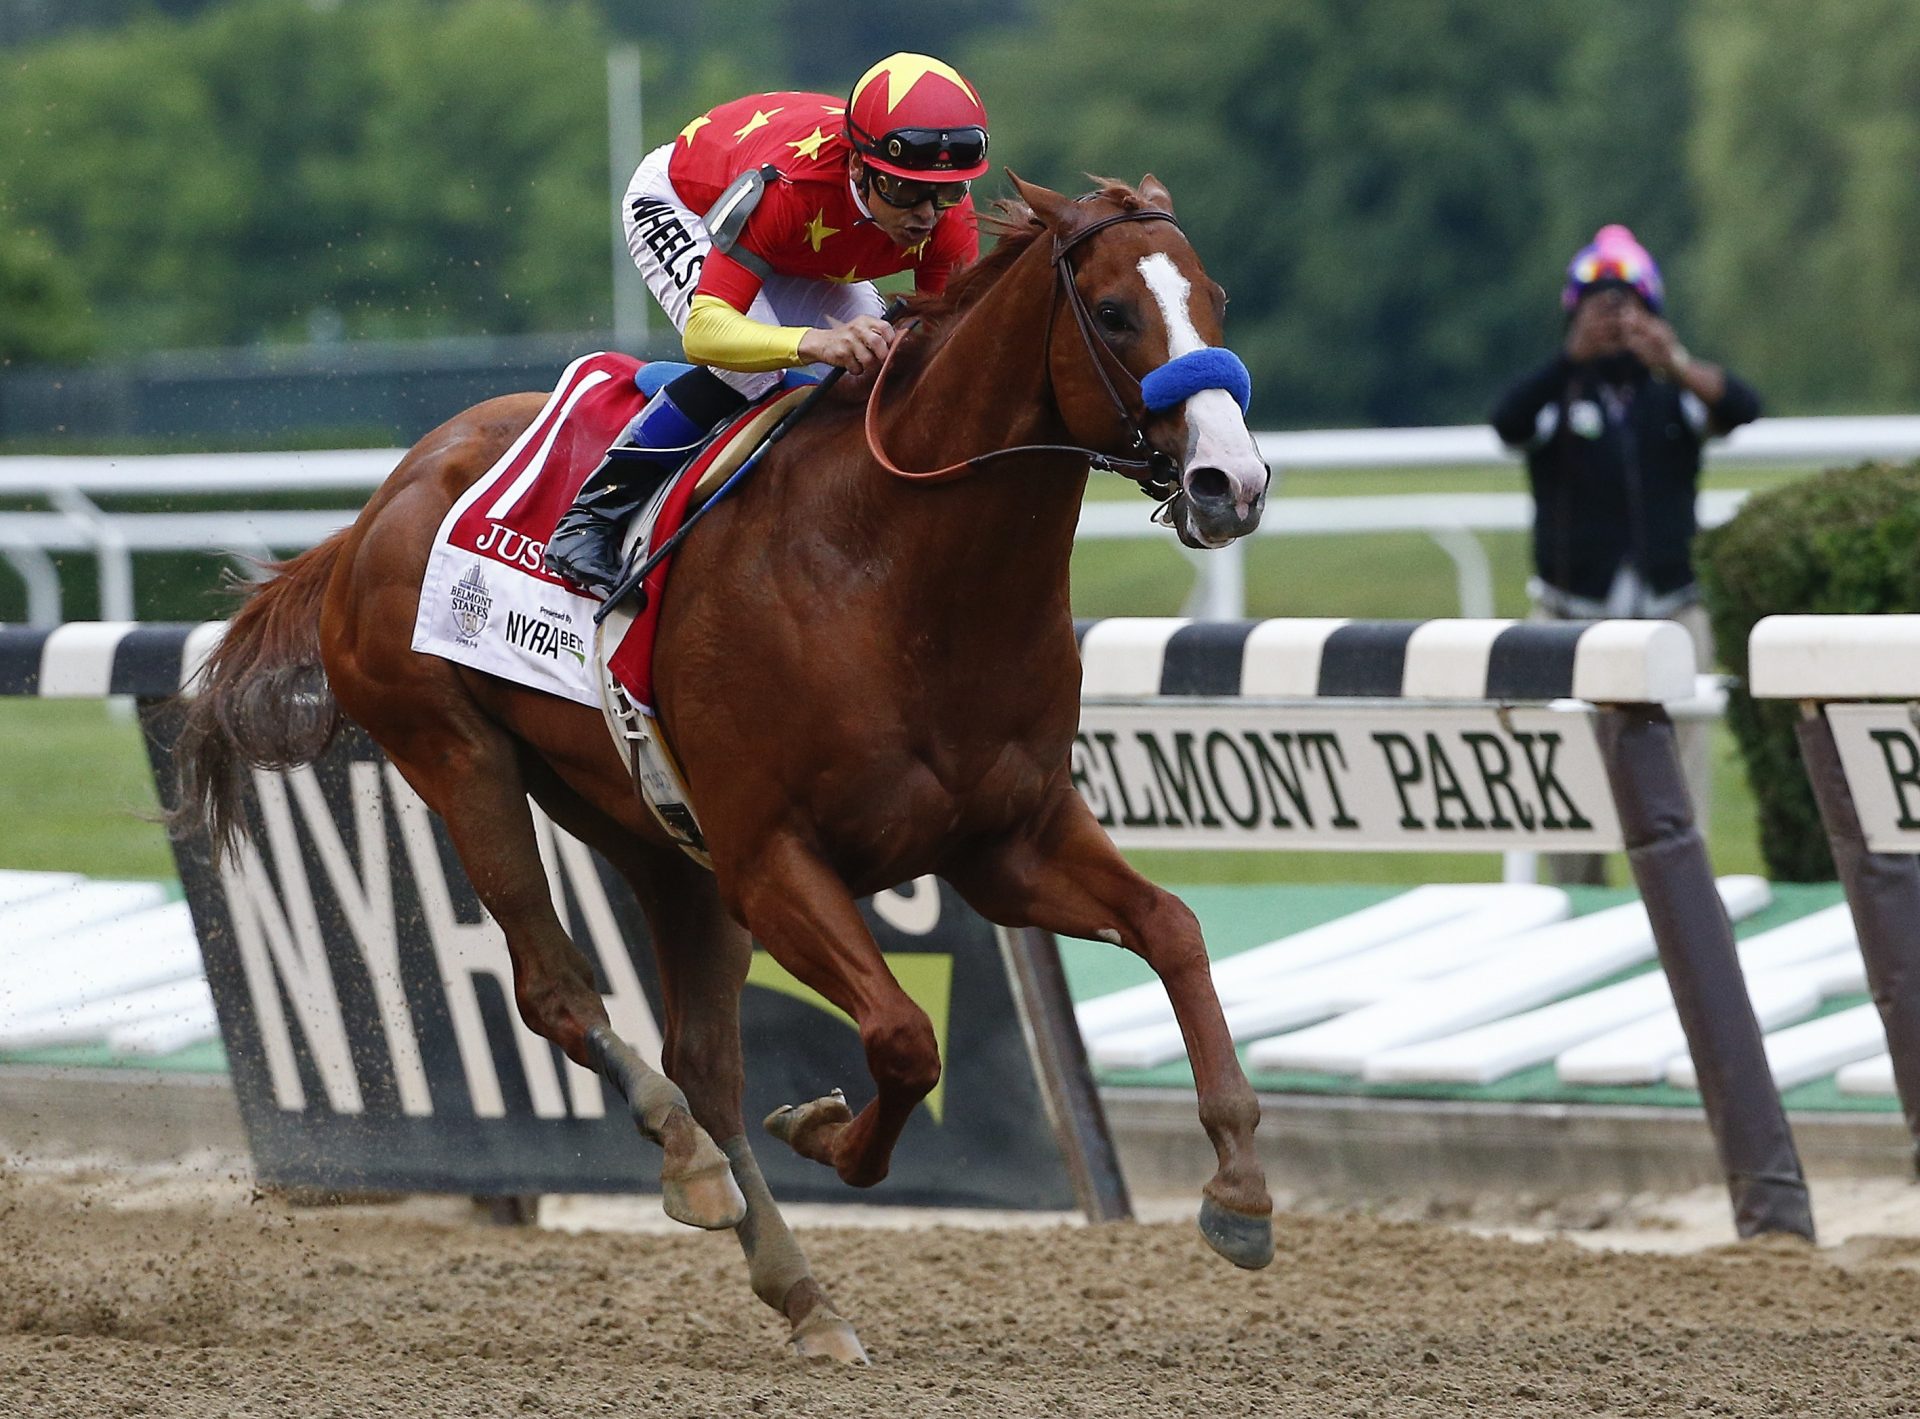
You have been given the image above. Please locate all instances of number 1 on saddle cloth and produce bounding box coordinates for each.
[542,366,752,600]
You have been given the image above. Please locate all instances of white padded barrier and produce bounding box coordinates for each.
[107,992,220,1056]
[0,869,81,909]
[1231,886,1570,1047]
[1669,1002,1888,1093]
[1838,1054,1897,1096]
[1750,615,1920,700]
[1245,877,1771,1076]
[1743,614,1920,1137]
[0,976,215,1052]
[0,621,225,697]
[1548,904,1861,1086]
[0,901,201,1023]
[1552,972,1818,1088]
[0,881,168,962]
[1082,883,1559,1067]
[1380,946,1864,1088]
[0,880,207,1061]
[0,615,1696,705]
[1074,883,1503,1042]
[1076,616,1697,704]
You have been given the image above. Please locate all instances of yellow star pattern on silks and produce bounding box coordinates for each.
[803,210,840,253]
[678,115,711,146]
[787,126,832,160]
[906,237,931,259]
[732,107,784,141]
[852,55,976,115]
[832,266,862,283]
[820,104,846,116]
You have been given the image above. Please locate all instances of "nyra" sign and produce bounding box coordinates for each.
[1073,704,1621,851]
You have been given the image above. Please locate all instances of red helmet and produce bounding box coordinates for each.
[845,52,990,181]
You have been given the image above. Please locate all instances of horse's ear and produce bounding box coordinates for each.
[1006,169,1079,232]
[1138,174,1175,215]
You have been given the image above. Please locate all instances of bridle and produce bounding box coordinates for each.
[594,205,1214,626]
[863,203,1185,497]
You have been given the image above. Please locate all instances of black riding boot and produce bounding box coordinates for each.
[543,369,748,597]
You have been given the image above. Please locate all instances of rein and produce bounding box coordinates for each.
[862,206,1186,491]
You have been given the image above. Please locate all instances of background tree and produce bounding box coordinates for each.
[1517,0,1693,329]
[0,0,611,354]
[963,0,1695,427]
[1689,0,1920,413]
[6,0,1917,429]
[0,223,93,364]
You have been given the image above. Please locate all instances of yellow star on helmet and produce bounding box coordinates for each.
[678,115,711,146]
[852,54,977,115]
[834,266,862,283]
[803,210,840,253]
[732,106,784,141]
[787,126,832,161]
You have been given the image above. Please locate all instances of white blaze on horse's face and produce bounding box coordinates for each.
[1136,252,1270,548]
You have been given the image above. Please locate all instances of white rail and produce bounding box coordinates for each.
[1252,414,1920,469]
[5,414,1918,624]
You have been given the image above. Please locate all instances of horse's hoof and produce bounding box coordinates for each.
[1198,1194,1275,1270]
[661,1157,748,1231]
[763,1089,852,1165]
[659,1114,747,1230]
[790,1307,869,1365]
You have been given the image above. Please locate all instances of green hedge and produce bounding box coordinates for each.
[1698,461,1920,880]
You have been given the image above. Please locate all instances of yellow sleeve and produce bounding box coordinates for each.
[682,295,809,373]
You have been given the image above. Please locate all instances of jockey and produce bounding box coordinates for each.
[544,52,991,596]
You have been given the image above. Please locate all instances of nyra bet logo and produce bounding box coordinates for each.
[505,608,587,666]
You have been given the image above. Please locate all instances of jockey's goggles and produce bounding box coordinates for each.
[869,124,988,173]
[867,168,971,211]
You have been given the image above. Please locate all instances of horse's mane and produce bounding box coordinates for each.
[900,178,1155,334]
[854,179,1155,402]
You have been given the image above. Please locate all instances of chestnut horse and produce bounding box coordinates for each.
[173,176,1274,1363]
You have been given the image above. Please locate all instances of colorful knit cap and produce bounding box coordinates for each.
[1563,224,1663,313]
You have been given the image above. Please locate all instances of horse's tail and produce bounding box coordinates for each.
[169,532,349,859]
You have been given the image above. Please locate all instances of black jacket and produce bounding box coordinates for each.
[1491,356,1761,600]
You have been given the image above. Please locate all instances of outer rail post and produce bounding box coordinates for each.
[1596,703,1815,1240]
[0,543,63,625]
[1794,708,1920,1174]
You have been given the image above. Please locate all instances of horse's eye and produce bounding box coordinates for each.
[1096,302,1130,334]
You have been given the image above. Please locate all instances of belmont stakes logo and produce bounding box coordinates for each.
[450,562,492,647]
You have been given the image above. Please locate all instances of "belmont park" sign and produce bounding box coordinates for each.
[1073,704,1620,851]
[1825,704,1920,853]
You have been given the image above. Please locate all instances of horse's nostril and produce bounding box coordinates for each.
[1185,465,1232,507]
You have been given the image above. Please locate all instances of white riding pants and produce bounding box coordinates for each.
[622,142,884,400]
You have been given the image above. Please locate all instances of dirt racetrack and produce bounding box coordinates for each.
[6,1166,1920,1418]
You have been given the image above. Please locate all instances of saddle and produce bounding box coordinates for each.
[597,371,815,865]
[412,352,810,865]
[625,362,813,518]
